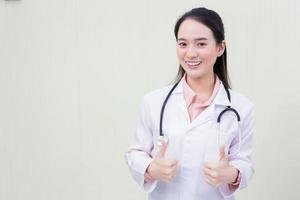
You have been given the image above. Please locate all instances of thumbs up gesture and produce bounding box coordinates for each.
[202,145,239,187]
[146,140,178,183]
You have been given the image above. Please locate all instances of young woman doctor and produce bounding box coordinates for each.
[125,7,255,200]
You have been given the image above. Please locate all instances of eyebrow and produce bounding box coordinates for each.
[177,37,208,41]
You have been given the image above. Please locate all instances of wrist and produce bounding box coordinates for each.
[146,161,154,177]
[145,163,151,174]
[230,169,240,185]
[227,166,238,183]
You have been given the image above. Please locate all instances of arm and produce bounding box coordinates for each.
[124,96,158,192]
[219,104,255,197]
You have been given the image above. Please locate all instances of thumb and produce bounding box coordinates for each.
[219,144,228,161]
[156,141,168,158]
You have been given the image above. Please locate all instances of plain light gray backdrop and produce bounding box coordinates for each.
[0,0,299,199]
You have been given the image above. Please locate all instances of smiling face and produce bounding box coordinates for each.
[176,18,225,81]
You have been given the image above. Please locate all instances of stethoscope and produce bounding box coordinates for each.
[158,80,242,156]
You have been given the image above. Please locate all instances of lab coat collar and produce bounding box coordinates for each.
[171,78,184,94]
[212,82,231,107]
[171,78,231,107]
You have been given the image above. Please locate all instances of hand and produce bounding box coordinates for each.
[202,145,238,187]
[147,141,178,183]
[144,170,155,183]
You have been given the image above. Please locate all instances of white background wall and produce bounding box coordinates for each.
[0,0,299,199]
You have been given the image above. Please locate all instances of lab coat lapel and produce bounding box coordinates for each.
[213,83,231,107]
[187,104,214,131]
[186,83,231,132]
[171,79,191,123]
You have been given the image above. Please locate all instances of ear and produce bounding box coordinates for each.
[217,40,226,57]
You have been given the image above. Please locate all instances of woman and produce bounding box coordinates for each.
[125,7,255,200]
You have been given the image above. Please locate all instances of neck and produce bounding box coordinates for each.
[186,73,216,100]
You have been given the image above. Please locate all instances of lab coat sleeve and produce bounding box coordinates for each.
[219,103,255,198]
[124,96,158,192]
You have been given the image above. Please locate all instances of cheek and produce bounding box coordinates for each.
[201,49,218,61]
[176,48,185,60]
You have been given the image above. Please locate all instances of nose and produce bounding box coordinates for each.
[186,46,198,59]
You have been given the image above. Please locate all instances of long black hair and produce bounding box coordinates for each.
[174,7,231,89]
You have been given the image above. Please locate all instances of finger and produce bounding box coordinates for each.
[171,163,178,171]
[163,166,177,181]
[156,141,168,158]
[170,165,177,177]
[170,170,177,180]
[164,165,176,176]
[145,172,152,179]
[162,173,172,183]
[219,144,228,161]
[144,173,152,182]
[160,159,177,168]
[166,167,176,180]
[204,162,217,169]
[203,167,217,179]
[205,177,219,187]
[146,176,155,182]
[164,171,176,183]
[204,177,215,186]
[202,166,212,176]
[166,159,178,167]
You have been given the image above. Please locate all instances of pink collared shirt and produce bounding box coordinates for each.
[182,75,220,122]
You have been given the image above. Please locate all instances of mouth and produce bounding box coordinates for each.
[185,61,202,68]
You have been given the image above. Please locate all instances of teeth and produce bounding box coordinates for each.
[186,61,201,66]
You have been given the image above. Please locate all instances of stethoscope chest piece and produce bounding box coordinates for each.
[157,135,169,146]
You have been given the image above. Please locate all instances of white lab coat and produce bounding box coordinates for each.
[125,80,255,200]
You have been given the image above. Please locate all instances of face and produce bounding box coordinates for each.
[176,18,225,81]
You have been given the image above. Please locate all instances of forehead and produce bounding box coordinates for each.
[177,19,214,40]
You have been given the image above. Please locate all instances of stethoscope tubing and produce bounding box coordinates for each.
[159,80,242,155]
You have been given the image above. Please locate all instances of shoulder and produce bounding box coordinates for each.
[143,84,174,104]
[138,84,178,117]
[137,85,175,124]
[229,89,254,108]
[228,89,255,119]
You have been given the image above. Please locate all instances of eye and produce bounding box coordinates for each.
[178,42,187,47]
[197,42,207,47]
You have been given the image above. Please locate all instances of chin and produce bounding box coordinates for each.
[184,69,205,80]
